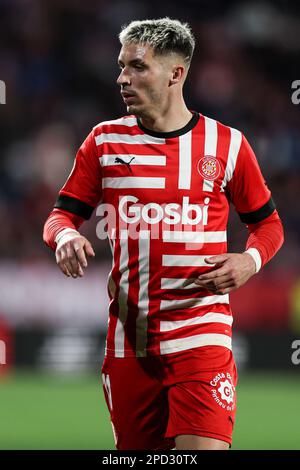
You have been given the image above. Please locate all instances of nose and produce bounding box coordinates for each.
[116,67,131,87]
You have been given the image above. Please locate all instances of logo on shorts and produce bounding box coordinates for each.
[197,156,221,181]
[210,372,235,411]
[218,379,234,404]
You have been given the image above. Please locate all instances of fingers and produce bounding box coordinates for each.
[56,246,80,278]
[66,244,82,276]
[85,240,95,258]
[56,237,95,278]
[195,254,235,288]
[57,257,71,277]
[195,267,228,283]
[204,254,229,265]
[74,242,88,268]
[196,277,235,295]
[195,275,230,292]
[214,281,236,295]
[195,252,256,294]
[56,248,71,277]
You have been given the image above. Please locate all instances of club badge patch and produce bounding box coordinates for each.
[197,156,221,181]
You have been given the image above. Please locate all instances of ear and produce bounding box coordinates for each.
[169,65,185,86]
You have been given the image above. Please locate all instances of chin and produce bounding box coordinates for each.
[127,105,141,116]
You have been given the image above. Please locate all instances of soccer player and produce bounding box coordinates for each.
[43,18,284,450]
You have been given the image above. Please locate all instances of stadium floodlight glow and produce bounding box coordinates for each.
[0,80,6,104]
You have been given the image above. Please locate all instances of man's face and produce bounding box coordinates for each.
[117,43,172,117]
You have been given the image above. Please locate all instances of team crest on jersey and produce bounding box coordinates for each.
[197,156,221,181]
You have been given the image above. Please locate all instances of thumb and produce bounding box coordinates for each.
[85,239,95,257]
[205,254,228,265]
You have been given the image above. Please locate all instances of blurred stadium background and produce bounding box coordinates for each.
[0,0,300,450]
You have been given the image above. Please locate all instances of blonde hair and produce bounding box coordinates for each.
[119,17,195,65]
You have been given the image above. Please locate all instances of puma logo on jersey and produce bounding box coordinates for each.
[114,156,135,172]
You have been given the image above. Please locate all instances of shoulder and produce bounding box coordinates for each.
[92,115,138,133]
[91,115,139,147]
[201,113,243,144]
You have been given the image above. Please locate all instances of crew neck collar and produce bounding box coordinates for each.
[137,111,200,138]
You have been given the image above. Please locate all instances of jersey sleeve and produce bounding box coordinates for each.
[43,208,85,251]
[226,133,276,224]
[54,129,102,219]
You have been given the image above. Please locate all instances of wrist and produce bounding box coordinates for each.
[244,248,262,273]
[55,228,80,248]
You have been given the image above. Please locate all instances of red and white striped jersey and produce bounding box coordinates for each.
[55,112,275,358]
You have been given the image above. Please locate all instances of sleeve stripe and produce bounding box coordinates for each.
[238,197,276,224]
[54,195,94,220]
[220,127,242,192]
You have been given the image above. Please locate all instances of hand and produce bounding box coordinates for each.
[194,252,257,295]
[55,231,95,278]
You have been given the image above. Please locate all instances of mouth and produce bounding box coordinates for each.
[121,89,135,97]
[121,91,137,104]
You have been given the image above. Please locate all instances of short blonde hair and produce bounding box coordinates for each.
[119,17,195,66]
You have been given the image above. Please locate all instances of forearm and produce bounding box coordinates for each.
[245,210,284,272]
[43,208,85,251]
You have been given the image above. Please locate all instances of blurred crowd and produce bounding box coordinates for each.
[0,0,299,269]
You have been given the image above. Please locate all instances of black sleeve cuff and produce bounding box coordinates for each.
[238,197,276,224]
[54,195,94,220]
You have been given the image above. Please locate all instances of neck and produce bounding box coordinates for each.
[138,97,193,133]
